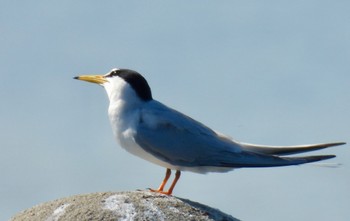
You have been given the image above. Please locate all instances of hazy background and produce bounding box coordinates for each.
[1,1,349,220]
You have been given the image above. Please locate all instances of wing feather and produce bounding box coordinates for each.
[134,101,341,170]
[134,101,241,167]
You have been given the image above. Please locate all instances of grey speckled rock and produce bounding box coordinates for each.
[10,190,240,221]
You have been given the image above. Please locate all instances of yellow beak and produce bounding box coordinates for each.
[74,75,107,84]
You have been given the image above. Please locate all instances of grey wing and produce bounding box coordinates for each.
[134,101,340,169]
[134,102,242,167]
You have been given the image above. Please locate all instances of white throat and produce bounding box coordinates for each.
[103,77,144,146]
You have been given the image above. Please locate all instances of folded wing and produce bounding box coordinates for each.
[135,101,344,171]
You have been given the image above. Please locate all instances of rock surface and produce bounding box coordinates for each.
[10,190,240,221]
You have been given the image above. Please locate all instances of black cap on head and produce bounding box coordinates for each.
[106,69,153,101]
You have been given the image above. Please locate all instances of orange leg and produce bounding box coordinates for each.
[149,168,171,192]
[157,168,171,192]
[149,169,181,195]
[166,170,181,195]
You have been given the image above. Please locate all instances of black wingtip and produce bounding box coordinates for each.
[329,142,346,146]
[304,155,336,163]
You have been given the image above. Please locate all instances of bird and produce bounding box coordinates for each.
[74,68,345,195]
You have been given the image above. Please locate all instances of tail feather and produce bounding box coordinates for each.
[217,151,336,168]
[240,142,345,156]
[284,154,336,164]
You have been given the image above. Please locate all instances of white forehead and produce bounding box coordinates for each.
[104,68,120,76]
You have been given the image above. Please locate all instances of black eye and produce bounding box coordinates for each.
[106,69,119,78]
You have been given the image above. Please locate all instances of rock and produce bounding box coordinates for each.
[10,190,240,221]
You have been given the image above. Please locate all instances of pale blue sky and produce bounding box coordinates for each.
[1,1,349,220]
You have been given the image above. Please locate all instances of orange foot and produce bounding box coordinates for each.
[149,169,181,196]
[148,188,172,195]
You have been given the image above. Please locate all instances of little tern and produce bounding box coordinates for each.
[75,68,345,195]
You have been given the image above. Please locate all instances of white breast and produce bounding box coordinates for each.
[108,100,179,170]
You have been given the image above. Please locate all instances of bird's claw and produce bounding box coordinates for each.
[148,188,172,195]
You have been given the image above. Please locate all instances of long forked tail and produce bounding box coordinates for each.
[283,154,336,165]
[240,142,345,156]
[216,142,345,168]
[217,150,338,168]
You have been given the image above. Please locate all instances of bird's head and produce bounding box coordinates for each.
[74,68,153,102]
